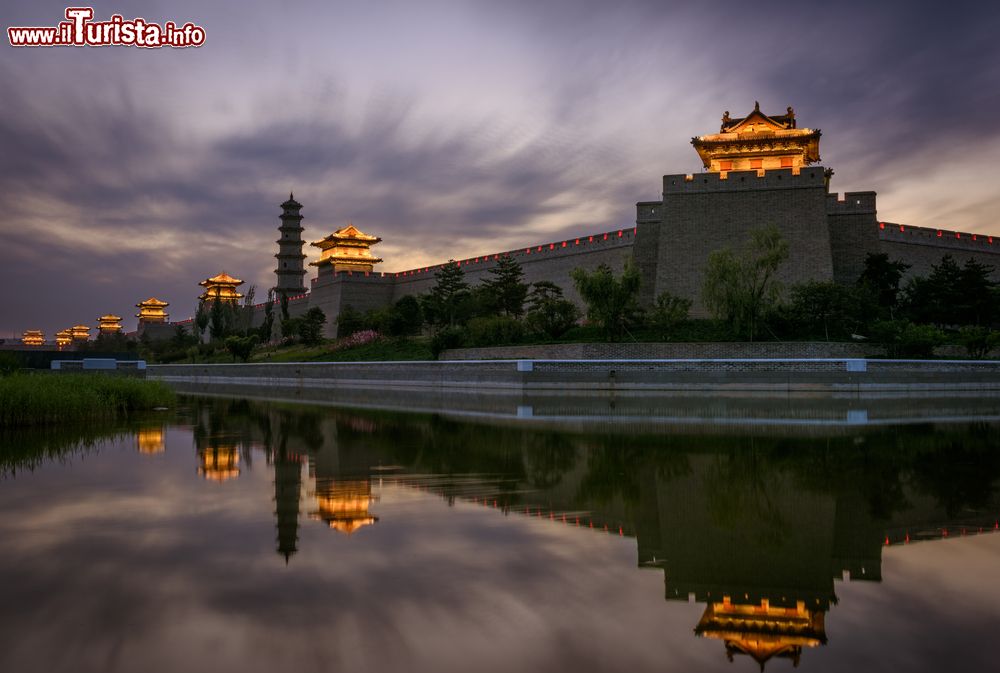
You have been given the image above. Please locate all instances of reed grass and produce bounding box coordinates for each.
[0,373,175,427]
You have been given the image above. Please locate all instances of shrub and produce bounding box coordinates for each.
[647,292,692,340]
[466,316,524,347]
[430,326,466,359]
[225,335,259,362]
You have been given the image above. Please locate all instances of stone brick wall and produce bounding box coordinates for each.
[827,192,880,285]
[643,167,835,316]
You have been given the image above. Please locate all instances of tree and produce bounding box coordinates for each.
[209,296,225,341]
[426,261,469,328]
[902,255,997,327]
[787,281,863,341]
[857,253,910,319]
[571,259,642,342]
[648,291,691,340]
[195,305,209,341]
[701,225,789,341]
[240,285,257,335]
[259,290,275,342]
[225,335,259,362]
[481,255,528,317]
[336,305,365,338]
[280,293,291,322]
[388,295,423,336]
[524,281,579,339]
[298,307,327,345]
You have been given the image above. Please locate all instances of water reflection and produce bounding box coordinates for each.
[2,396,999,672]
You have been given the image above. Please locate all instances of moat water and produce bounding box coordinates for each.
[2,395,999,673]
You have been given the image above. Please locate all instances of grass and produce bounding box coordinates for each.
[260,337,434,362]
[0,373,176,427]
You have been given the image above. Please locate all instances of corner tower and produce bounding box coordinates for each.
[274,193,308,298]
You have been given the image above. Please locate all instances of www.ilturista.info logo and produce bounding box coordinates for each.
[8,7,206,48]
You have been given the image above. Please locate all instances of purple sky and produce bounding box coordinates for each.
[2,0,999,336]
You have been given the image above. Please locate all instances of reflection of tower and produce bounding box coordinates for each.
[308,420,378,534]
[695,597,826,668]
[274,447,303,562]
[136,427,165,454]
[198,444,240,481]
[311,478,378,534]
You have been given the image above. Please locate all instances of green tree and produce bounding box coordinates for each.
[647,291,691,340]
[225,335,259,362]
[426,260,470,328]
[570,259,642,342]
[280,293,290,322]
[209,296,225,341]
[524,281,579,339]
[259,290,275,342]
[787,281,863,341]
[388,295,424,336]
[195,305,209,341]
[857,253,910,319]
[481,255,528,317]
[299,307,327,345]
[701,225,789,341]
[336,305,365,338]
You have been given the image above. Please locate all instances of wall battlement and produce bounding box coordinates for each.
[662,166,826,194]
[827,192,877,214]
[878,221,1000,255]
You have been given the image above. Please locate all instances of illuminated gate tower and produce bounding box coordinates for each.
[97,314,123,336]
[55,330,72,350]
[198,272,244,304]
[136,297,170,325]
[274,193,308,298]
[691,102,821,175]
[20,330,44,347]
[70,325,91,343]
[310,224,383,276]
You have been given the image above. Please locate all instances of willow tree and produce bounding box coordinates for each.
[702,225,789,341]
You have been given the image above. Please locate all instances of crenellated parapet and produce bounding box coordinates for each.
[662,166,827,194]
[878,221,1000,254]
[826,192,877,214]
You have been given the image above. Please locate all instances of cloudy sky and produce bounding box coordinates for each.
[2,0,999,335]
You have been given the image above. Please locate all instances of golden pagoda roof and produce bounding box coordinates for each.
[199,272,244,287]
[98,314,122,322]
[136,297,169,307]
[71,324,91,331]
[312,224,382,248]
[692,102,821,170]
[55,329,72,337]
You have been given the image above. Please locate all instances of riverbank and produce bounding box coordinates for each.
[148,358,1000,395]
[0,373,175,427]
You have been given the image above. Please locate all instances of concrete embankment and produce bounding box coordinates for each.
[148,358,1000,394]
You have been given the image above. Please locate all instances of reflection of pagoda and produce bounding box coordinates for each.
[312,479,378,533]
[695,597,825,669]
[97,314,123,336]
[198,444,240,481]
[21,330,44,346]
[310,225,383,274]
[274,447,303,562]
[136,297,170,325]
[136,427,165,454]
[198,272,244,304]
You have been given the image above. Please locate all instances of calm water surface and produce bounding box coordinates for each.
[1,395,999,673]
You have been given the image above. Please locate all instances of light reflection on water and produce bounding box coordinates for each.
[1,395,999,673]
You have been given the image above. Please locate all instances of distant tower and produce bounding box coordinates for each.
[198,273,244,305]
[136,298,170,325]
[310,224,383,275]
[70,325,91,343]
[274,193,308,298]
[55,329,72,350]
[97,314,123,336]
[20,330,44,347]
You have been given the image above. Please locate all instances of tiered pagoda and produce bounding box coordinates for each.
[70,325,91,343]
[20,330,44,347]
[311,478,378,534]
[692,102,821,174]
[54,329,72,349]
[274,193,308,298]
[135,297,170,324]
[310,225,383,274]
[199,272,244,304]
[97,314,123,336]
